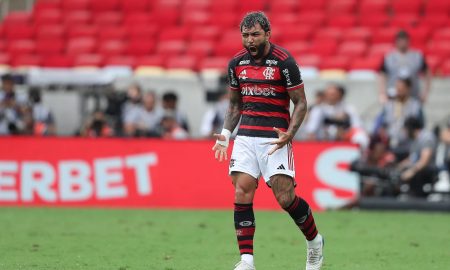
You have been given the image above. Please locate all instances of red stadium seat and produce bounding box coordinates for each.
[66,38,96,56]
[67,25,98,38]
[319,56,351,70]
[90,0,120,12]
[11,54,42,67]
[183,0,211,11]
[390,15,419,29]
[33,0,61,13]
[309,41,338,57]
[213,41,243,58]
[300,0,326,12]
[123,12,151,26]
[4,25,35,40]
[349,57,382,70]
[314,28,343,43]
[297,12,326,27]
[159,27,189,42]
[73,54,104,67]
[296,54,321,67]
[104,56,136,67]
[425,55,442,75]
[126,40,156,56]
[120,0,151,13]
[186,41,215,59]
[35,25,64,40]
[127,25,157,41]
[166,55,197,70]
[0,40,6,51]
[0,53,10,65]
[209,12,239,29]
[182,11,211,27]
[35,39,65,55]
[391,0,423,15]
[7,40,36,55]
[97,40,127,57]
[424,1,450,15]
[327,1,356,14]
[359,14,389,28]
[426,41,450,59]
[61,0,90,11]
[199,57,229,71]
[368,43,394,59]
[269,0,299,13]
[63,11,92,26]
[359,0,388,15]
[189,26,220,42]
[238,0,267,13]
[432,29,450,42]
[2,11,32,26]
[278,27,313,43]
[327,16,356,28]
[421,14,448,28]
[150,10,180,27]
[42,55,74,67]
[271,13,298,27]
[342,27,372,42]
[283,42,310,56]
[34,9,62,26]
[93,12,122,26]
[210,1,238,13]
[338,41,368,57]
[135,55,164,67]
[99,26,128,42]
[372,28,400,44]
[157,41,186,56]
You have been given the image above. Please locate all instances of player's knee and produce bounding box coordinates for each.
[234,184,255,203]
[275,191,294,208]
[271,176,295,208]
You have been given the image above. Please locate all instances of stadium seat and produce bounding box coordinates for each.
[159,27,189,42]
[63,11,92,26]
[183,0,211,11]
[73,54,104,67]
[209,12,239,29]
[309,41,338,57]
[126,40,156,56]
[314,27,343,43]
[66,38,96,56]
[7,40,36,55]
[135,55,164,68]
[98,40,126,57]
[297,12,326,27]
[270,13,298,27]
[35,25,64,40]
[390,14,419,28]
[343,27,372,42]
[61,0,90,11]
[42,55,74,67]
[35,39,65,55]
[359,0,388,15]
[372,28,400,44]
[327,16,356,28]
[238,0,267,13]
[189,26,220,42]
[123,12,151,25]
[359,14,389,28]
[0,53,10,65]
[93,12,122,26]
[269,0,299,13]
[391,0,423,15]
[2,11,32,26]
[186,41,214,59]
[127,25,157,41]
[11,54,42,67]
[67,25,98,39]
[425,0,450,15]
[350,57,382,70]
[166,55,197,70]
[149,10,180,27]
[120,0,151,13]
[440,60,450,76]
[99,26,128,42]
[425,55,442,75]
[368,43,394,59]
[90,0,120,13]
[33,0,61,13]
[210,1,238,13]
[157,40,186,56]
[327,1,356,14]
[4,25,35,40]
[34,9,62,26]
[426,41,450,59]
[182,11,210,27]
[198,57,229,71]
[283,42,310,56]
[319,56,351,70]
[421,14,448,28]
[213,40,242,58]
[432,29,450,42]
[279,27,313,43]
[0,40,5,51]
[299,0,326,12]
[338,41,368,57]
[297,54,321,67]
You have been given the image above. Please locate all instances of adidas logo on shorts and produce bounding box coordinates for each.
[277,164,285,170]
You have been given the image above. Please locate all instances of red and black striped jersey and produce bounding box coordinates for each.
[228,43,304,138]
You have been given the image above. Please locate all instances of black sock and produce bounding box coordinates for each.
[283,196,319,241]
[234,203,255,255]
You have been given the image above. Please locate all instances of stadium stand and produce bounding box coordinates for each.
[0,0,448,75]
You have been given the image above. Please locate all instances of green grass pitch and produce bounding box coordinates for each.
[0,207,449,270]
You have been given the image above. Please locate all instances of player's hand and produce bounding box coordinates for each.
[212,133,228,162]
[264,127,293,155]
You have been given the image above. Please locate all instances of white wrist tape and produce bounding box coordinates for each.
[216,129,231,147]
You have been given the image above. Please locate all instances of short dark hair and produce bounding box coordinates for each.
[163,92,178,102]
[396,30,410,40]
[1,74,14,82]
[329,84,346,98]
[397,77,412,88]
[240,11,271,33]
[404,116,424,130]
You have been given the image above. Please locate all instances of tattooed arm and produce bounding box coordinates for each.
[286,86,308,138]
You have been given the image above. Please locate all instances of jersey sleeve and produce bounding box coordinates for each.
[281,57,304,91]
[227,59,240,91]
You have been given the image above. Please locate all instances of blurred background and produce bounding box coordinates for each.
[0,0,449,210]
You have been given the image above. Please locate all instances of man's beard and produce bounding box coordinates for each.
[246,42,267,60]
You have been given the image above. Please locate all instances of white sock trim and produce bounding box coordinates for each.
[241,254,254,266]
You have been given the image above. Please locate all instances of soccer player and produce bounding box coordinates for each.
[212,12,324,270]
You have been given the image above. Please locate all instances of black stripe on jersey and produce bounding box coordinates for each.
[241,115,289,128]
[239,78,285,86]
[238,129,278,138]
[243,103,289,114]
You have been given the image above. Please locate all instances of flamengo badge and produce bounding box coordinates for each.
[263,67,275,80]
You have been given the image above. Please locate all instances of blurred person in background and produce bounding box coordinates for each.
[122,84,143,137]
[160,112,188,140]
[200,91,230,138]
[0,74,25,135]
[304,84,361,140]
[140,91,163,137]
[161,91,189,133]
[397,117,437,198]
[80,110,113,138]
[378,30,431,103]
[374,77,424,160]
[441,119,450,171]
[28,88,56,136]
[334,113,370,151]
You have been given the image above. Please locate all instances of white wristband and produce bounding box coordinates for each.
[216,129,231,147]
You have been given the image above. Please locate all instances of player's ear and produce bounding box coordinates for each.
[265,30,271,40]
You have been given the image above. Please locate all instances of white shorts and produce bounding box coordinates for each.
[229,135,295,185]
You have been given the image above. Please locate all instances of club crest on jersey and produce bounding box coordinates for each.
[263,67,275,80]
[241,85,276,97]
[239,60,250,65]
[265,59,278,66]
